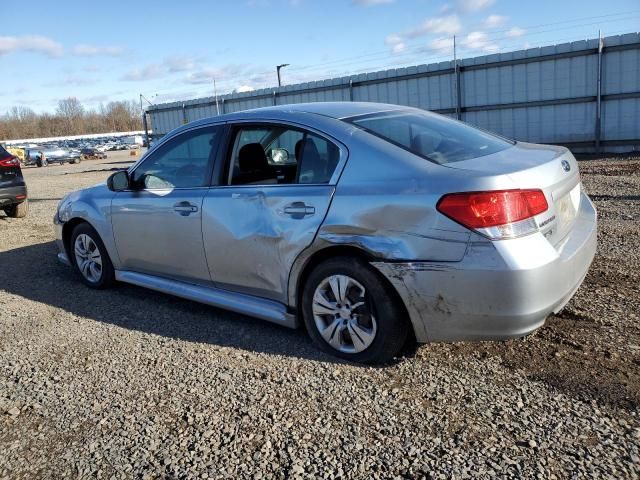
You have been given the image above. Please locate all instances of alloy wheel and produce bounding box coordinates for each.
[74,234,103,283]
[312,274,377,353]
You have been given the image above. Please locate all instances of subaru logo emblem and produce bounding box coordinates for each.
[561,160,571,172]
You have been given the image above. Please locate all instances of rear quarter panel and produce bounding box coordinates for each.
[315,128,519,261]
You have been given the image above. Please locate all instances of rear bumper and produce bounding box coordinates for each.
[0,184,27,206]
[373,191,597,343]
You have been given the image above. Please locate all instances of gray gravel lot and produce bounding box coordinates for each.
[0,151,639,479]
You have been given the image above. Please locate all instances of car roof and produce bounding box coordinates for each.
[238,102,409,120]
[178,101,412,135]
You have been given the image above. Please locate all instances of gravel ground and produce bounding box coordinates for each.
[0,152,639,479]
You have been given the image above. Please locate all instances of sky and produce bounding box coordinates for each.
[1,0,638,113]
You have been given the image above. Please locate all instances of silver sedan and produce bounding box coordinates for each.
[54,102,597,363]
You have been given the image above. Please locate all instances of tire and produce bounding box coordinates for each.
[72,157,81,164]
[301,257,409,364]
[36,158,43,167]
[70,223,115,289]
[4,200,28,218]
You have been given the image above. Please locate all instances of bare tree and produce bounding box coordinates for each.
[0,99,143,140]
[56,97,85,135]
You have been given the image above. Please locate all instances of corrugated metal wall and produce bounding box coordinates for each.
[147,33,640,152]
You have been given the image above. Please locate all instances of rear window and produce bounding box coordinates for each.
[0,144,10,157]
[346,110,513,165]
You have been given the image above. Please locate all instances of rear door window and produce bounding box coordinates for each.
[227,125,340,186]
[346,110,513,164]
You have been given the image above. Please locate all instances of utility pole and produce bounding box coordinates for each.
[453,35,462,120]
[277,64,289,87]
[595,29,603,153]
[213,78,220,115]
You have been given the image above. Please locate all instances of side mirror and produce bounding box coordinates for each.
[107,170,130,192]
[271,148,289,164]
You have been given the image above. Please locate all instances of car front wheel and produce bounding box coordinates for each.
[301,257,409,364]
[70,223,115,289]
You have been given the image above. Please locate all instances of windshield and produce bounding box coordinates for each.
[346,110,514,165]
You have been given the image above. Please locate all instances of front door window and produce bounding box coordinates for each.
[132,127,220,189]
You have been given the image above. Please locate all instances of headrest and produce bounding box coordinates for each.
[411,132,439,156]
[238,143,268,172]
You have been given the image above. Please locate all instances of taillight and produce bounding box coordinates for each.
[437,189,548,239]
[0,156,20,168]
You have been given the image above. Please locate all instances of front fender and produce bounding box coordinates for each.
[57,185,120,269]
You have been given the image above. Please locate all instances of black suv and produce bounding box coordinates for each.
[0,144,28,218]
[80,147,107,160]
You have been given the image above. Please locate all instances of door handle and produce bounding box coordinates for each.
[283,202,315,218]
[173,201,199,216]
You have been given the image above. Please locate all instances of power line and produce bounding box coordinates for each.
[140,11,640,102]
[285,10,640,75]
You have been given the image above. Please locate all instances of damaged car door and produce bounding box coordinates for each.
[202,123,344,302]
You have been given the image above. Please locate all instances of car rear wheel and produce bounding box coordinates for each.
[70,223,115,289]
[301,257,409,364]
[4,200,28,218]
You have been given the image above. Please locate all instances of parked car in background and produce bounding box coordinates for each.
[5,146,25,162]
[53,102,597,363]
[25,149,48,167]
[81,148,107,160]
[0,144,28,217]
[42,146,81,165]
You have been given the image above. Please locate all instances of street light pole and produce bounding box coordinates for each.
[276,64,290,87]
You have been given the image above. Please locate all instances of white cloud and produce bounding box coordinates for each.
[457,0,494,13]
[483,14,507,28]
[385,15,460,54]
[353,0,394,5]
[385,34,406,54]
[164,55,197,73]
[506,27,526,38]
[185,68,224,85]
[121,55,199,81]
[122,64,166,81]
[234,85,255,93]
[186,64,257,85]
[391,42,406,53]
[427,37,455,53]
[0,35,63,57]
[405,15,461,38]
[439,3,452,13]
[71,44,125,56]
[61,75,98,86]
[461,31,499,53]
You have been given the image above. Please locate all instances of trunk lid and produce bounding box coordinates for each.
[446,142,581,247]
